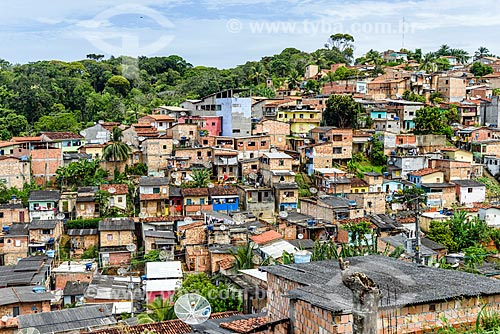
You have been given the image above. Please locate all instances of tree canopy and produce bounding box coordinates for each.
[322,94,361,128]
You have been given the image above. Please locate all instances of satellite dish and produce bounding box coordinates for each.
[126,244,137,252]
[233,213,245,225]
[184,217,193,225]
[175,180,182,186]
[207,182,215,188]
[1,316,8,322]
[203,162,212,168]
[138,212,147,219]
[309,187,318,194]
[126,141,132,146]
[250,241,259,250]
[168,113,176,118]
[174,293,212,325]
[117,267,128,276]
[248,172,257,180]
[159,250,169,261]
[298,233,304,240]
[172,139,180,145]
[56,213,65,220]
[107,187,116,194]
[270,148,278,153]
[18,328,40,334]
[180,111,187,117]
[252,255,261,265]
[279,211,288,219]
[219,224,227,231]
[138,136,146,142]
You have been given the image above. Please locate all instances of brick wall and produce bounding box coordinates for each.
[1,236,28,265]
[99,230,135,247]
[31,147,62,185]
[54,271,94,290]
[267,274,305,321]
[0,158,30,189]
[253,120,290,149]
[0,208,28,225]
[143,138,174,172]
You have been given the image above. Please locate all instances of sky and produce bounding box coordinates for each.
[1,0,500,68]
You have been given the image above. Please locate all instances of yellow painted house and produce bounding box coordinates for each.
[277,109,321,136]
[350,178,369,193]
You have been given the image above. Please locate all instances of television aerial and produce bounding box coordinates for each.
[219,224,227,231]
[18,328,40,334]
[279,211,288,219]
[172,139,180,145]
[233,213,245,225]
[56,213,65,220]
[309,187,318,195]
[117,267,128,276]
[298,233,304,240]
[126,244,137,252]
[159,250,169,261]
[1,316,8,323]
[107,187,116,194]
[184,217,193,225]
[174,293,212,325]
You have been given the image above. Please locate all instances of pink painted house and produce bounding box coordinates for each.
[179,116,222,137]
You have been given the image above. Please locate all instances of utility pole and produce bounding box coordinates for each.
[414,195,422,265]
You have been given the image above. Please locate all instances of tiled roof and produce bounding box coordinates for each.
[209,186,238,196]
[11,136,42,142]
[91,312,240,334]
[100,184,129,195]
[178,221,205,231]
[142,215,203,223]
[250,230,282,245]
[181,188,209,196]
[350,177,368,187]
[408,168,441,177]
[41,132,83,140]
[139,194,162,201]
[218,258,235,270]
[219,316,270,333]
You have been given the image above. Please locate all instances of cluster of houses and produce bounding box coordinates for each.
[3,54,500,334]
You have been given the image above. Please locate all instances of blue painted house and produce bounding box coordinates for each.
[370,110,387,120]
[209,186,239,212]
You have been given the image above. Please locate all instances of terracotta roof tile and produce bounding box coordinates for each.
[218,258,235,270]
[408,168,441,177]
[41,132,83,140]
[143,215,203,223]
[250,230,282,245]
[181,188,209,196]
[350,178,368,187]
[11,136,42,142]
[220,316,270,333]
[92,312,240,334]
[139,194,162,201]
[100,184,129,195]
[178,221,205,231]
[209,186,238,196]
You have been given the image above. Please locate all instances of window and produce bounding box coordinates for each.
[229,167,233,173]
[200,198,205,205]
[0,212,3,218]
[42,229,51,235]
[299,114,304,119]
[409,112,414,116]
[159,122,164,126]
[153,187,160,194]
[80,204,85,210]
[186,199,192,205]
[310,114,314,118]
[248,141,256,146]
[163,145,167,149]
[47,203,52,209]
[118,197,123,203]
[13,306,20,317]
[15,239,21,247]
[279,159,284,166]
[189,131,194,136]
[249,153,254,158]
[212,122,215,126]
[468,188,473,193]
[203,140,208,145]
[197,151,202,157]
[261,141,267,146]
[251,164,258,169]
[232,129,241,134]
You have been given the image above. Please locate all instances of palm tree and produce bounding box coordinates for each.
[231,242,255,270]
[102,127,131,172]
[138,297,175,324]
[286,69,302,90]
[250,63,267,85]
[474,46,492,61]
[436,44,451,56]
[364,49,383,65]
[189,168,212,188]
[419,53,437,73]
[449,48,470,65]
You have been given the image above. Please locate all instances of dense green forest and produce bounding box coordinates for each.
[0,34,357,140]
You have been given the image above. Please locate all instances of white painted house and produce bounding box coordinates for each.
[453,179,486,205]
[479,207,500,228]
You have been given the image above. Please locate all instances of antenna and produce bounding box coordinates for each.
[174,293,212,325]
[159,250,169,261]
[117,267,128,276]
[207,182,215,188]
[180,111,187,117]
[107,187,116,194]
[138,136,146,142]
[56,213,65,220]
[279,211,288,219]
[184,217,193,225]
[298,233,304,240]
[1,316,8,323]
[126,244,137,252]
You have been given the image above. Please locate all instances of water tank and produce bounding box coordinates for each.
[32,286,46,293]
[2,226,10,232]
[294,250,312,264]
